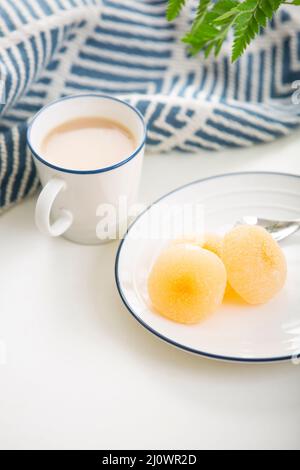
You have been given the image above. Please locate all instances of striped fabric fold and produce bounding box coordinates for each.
[1,0,300,213]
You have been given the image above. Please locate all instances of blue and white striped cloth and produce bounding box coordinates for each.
[1,0,300,213]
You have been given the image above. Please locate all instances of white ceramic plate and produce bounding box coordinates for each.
[115,172,300,363]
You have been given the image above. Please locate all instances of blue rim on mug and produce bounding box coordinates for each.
[27,93,147,175]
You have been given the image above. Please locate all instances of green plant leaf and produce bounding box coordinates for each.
[255,6,267,27]
[195,0,211,22]
[213,0,240,14]
[232,0,281,62]
[190,0,211,34]
[168,0,287,61]
[166,0,186,21]
[184,0,240,57]
[214,9,238,23]
[260,0,274,17]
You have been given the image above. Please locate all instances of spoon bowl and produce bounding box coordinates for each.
[239,216,300,242]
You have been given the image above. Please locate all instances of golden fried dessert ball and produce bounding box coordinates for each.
[148,244,227,324]
[202,232,223,258]
[222,225,287,305]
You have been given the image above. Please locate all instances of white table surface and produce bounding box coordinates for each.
[0,132,300,451]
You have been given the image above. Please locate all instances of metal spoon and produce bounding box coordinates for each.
[238,216,300,242]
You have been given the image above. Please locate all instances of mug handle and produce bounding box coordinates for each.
[35,178,73,237]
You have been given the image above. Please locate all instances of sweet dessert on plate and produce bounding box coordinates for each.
[148,243,227,324]
[148,226,287,325]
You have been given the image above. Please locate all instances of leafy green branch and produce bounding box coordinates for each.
[167,0,290,61]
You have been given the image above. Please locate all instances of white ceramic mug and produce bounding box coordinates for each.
[27,94,146,245]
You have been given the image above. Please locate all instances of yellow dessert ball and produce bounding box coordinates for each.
[222,225,287,305]
[171,234,204,246]
[148,244,227,324]
[202,233,223,258]
[171,233,223,258]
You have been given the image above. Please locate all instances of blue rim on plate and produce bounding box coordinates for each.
[115,171,300,364]
[27,93,147,175]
